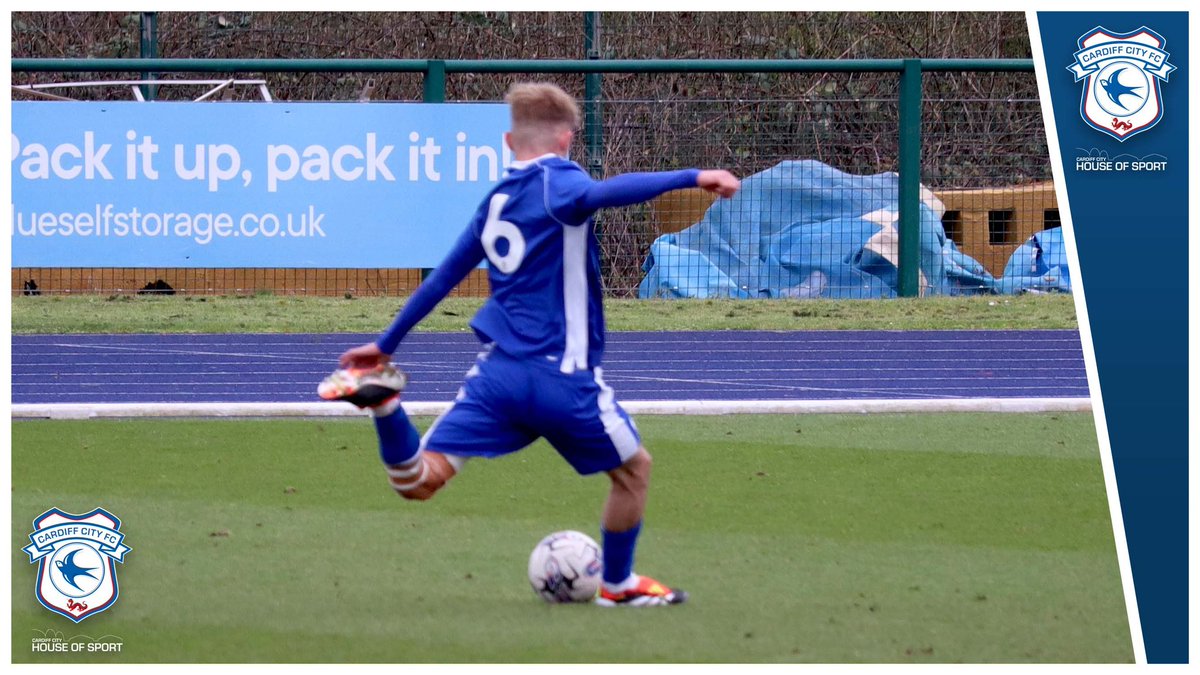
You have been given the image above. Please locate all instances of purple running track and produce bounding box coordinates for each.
[11,330,1089,404]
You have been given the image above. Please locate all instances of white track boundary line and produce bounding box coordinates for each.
[12,397,1092,420]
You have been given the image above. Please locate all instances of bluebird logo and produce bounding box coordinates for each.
[24,508,131,622]
[1068,26,1176,141]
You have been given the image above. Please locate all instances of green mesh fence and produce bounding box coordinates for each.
[12,11,1051,298]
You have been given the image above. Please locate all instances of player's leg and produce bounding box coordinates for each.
[318,362,461,501]
[398,348,536,500]
[372,395,461,501]
[538,367,686,607]
[595,448,686,606]
[602,446,650,533]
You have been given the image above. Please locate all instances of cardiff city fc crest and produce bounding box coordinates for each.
[1068,26,1176,142]
[23,508,131,623]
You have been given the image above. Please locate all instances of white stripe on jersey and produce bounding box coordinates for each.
[537,161,590,374]
[594,367,640,461]
[560,219,589,374]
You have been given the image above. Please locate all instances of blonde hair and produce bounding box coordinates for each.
[505,82,580,150]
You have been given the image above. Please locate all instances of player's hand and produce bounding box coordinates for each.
[339,342,389,369]
[697,170,740,198]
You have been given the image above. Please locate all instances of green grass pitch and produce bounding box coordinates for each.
[11,413,1131,663]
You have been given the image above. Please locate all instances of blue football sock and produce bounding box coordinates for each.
[601,521,642,586]
[373,405,421,466]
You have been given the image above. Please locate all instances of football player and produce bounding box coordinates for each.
[322,82,739,606]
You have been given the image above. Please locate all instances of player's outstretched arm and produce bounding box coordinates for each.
[574,168,740,216]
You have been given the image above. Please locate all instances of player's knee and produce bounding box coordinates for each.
[386,451,457,501]
[629,448,652,479]
[611,448,652,493]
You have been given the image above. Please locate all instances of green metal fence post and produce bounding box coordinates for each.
[583,12,604,179]
[139,12,158,101]
[422,59,446,103]
[897,58,923,298]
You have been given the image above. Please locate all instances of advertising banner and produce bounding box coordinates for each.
[11,101,510,267]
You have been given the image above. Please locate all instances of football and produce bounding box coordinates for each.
[527,530,603,603]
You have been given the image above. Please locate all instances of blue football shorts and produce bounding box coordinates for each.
[420,346,642,475]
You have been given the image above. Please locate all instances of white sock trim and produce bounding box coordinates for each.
[385,459,423,479]
[602,574,639,594]
[389,458,428,491]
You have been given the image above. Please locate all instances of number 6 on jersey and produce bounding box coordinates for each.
[481,193,526,274]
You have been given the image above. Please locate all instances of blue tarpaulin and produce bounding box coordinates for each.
[638,160,1069,298]
[997,227,1073,294]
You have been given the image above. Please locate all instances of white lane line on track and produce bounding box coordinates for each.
[13,385,1094,397]
[9,355,1089,365]
[13,362,1086,383]
[40,343,469,371]
[14,342,1085,353]
[48,342,327,363]
[15,376,1081,390]
[605,373,966,399]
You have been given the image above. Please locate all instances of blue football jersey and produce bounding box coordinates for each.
[376,154,699,371]
[469,155,607,372]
